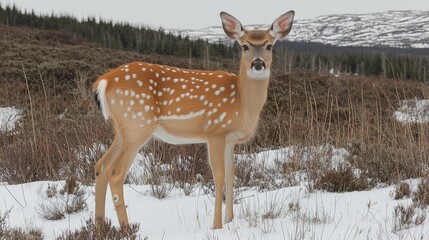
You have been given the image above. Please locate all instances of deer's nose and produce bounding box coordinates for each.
[251,59,266,71]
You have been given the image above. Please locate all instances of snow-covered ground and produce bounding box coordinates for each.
[1,146,428,239]
[1,179,428,239]
[2,104,429,239]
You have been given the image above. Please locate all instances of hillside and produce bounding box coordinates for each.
[1,21,428,180]
[1,15,429,240]
[173,10,429,49]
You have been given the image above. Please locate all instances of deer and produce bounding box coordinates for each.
[92,10,295,229]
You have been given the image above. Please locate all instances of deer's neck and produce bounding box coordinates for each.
[237,62,270,127]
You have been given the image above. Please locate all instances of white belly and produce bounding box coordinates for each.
[153,126,206,145]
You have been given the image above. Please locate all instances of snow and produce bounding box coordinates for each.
[1,147,428,239]
[1,180,428,239]
[394,99,429,123]
[236,145,349,170]
[169,10,429,49]
[0,106,22,133]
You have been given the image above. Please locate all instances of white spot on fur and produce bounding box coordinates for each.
[219,112,227,122]
[158,109,205,121]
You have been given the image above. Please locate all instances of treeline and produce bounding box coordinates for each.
[0,4,236,60]
[1,3,429,81]
[276,42,429,81]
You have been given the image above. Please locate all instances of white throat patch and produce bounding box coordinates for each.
[246,69,270,80]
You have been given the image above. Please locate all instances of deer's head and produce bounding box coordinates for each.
[220,11,295,79]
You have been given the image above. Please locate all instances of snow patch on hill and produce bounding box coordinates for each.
[171,10,429,49]
[394,99,429,123]
[0,107,22,133]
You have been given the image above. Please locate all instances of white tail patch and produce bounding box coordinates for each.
[97,79,110,121]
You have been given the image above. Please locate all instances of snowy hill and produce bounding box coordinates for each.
[171,10,429,49]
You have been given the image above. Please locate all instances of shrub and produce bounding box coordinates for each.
[393,181,411,200]
[413,175,429,208]
[56,218,140,240]
[392,204,426,232]
[313,166,372,192]
[36,176,88,220]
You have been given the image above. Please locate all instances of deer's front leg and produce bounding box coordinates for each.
[207,136,226,229]
[224,143,235,223]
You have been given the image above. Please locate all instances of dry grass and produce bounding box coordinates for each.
[55,218,141,240]
[0,208,43,240]
[0,23,429,197]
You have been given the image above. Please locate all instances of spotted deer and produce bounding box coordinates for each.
[93,10,295,229]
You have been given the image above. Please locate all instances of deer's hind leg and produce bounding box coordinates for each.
[105,126,155,226]
[95,135,122,222]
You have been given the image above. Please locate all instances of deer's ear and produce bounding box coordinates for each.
[270,10,295,40]
[220,12,245,40]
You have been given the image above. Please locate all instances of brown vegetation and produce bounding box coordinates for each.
[0,23,429,194]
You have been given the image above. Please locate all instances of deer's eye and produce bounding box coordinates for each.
[266,44,273,51]
[242,45,249,51]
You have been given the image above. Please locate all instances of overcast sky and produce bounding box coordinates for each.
[1,0,428,29]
